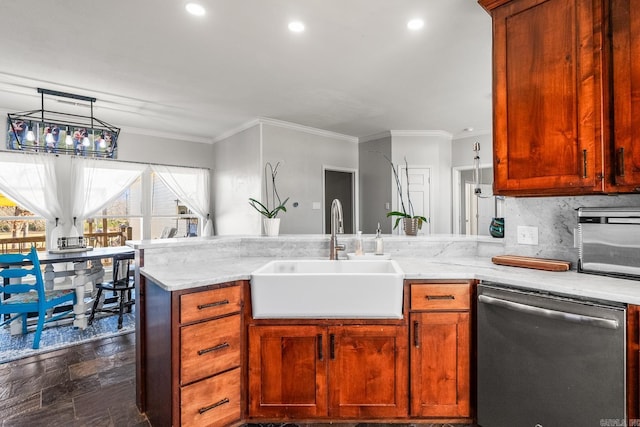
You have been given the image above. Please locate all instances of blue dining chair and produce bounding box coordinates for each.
[0,246,77,349]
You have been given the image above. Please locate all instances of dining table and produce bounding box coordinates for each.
[3,246,134,333]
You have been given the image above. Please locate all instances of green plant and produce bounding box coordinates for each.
[249,162,290,219]
[384,155,427,230]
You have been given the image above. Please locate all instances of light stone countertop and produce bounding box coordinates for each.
[140,254,640,305]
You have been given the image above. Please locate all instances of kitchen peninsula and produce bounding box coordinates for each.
[131,235,640,426]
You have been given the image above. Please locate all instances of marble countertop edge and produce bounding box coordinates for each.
[139,256,640,305]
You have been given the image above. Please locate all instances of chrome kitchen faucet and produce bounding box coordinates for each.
[329,198,345,260]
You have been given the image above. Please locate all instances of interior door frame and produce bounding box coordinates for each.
[322,165,359,234]
[452,163,493,235]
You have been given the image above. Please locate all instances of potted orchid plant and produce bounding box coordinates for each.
[385,156,427,235]
[249,161,289,236]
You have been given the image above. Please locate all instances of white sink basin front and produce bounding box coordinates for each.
[250,259,404,319]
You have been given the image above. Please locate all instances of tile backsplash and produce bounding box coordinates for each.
[502,194,640,265]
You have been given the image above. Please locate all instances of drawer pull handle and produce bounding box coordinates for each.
[198,397,230,414]
[426,295,455,300]
[198,342,230,356]
[198,299,229,310]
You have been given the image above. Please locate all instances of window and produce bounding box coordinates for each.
[151,172,199,238]
[83,176,143,247]
[0,192,46,254]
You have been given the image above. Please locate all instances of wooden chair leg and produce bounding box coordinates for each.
[21,313,27,335]
[89,288,103,325]
[32,312,45,349]
[117,290,125,329]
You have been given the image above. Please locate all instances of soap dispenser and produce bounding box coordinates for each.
[375,223,384,255]
[355,230,364,256]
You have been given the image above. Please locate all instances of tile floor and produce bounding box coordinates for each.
[0,331,148,426]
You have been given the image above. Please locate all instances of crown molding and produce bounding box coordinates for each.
[256,117,359,143]
[120,126,214,145]
[211,118,261,143]
[359,129,453,143]
[358,131,392,143]
[390,129,453,139]
[212,117,359,144]
[452,129,492,140]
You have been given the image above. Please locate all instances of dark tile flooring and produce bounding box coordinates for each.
[0,331,148,427]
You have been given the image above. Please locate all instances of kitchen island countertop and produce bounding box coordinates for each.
[140,254,640,305]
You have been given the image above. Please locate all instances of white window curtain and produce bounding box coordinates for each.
[0,152,63,248]
[151,165,213,236]
[71,158,147,234]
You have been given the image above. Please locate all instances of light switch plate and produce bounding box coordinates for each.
[517,226,538,245]
[312,202,321,210]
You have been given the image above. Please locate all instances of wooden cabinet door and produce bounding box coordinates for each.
[609,0,640,191]
[248,325,328,418]
[410,312,471,418]
[328,325,408,418]
[489,0,603,195]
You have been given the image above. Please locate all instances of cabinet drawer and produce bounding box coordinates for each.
[181,314,241,385]
[180,285,242,324]
[411,284,471,310]
[181,367,241,427]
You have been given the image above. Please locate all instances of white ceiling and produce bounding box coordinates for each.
[0,0,492,144]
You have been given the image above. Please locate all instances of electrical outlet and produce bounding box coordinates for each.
[312,202,321,210]
[517,226,538,245]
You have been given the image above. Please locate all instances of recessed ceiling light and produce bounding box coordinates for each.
[464,127,475,132]
[185,2,206,16]
[407,19,424,31]
[288,21,305,33]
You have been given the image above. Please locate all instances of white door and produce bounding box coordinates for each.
[399,167,431,235]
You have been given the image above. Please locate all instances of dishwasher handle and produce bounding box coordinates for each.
[478,294,620,330]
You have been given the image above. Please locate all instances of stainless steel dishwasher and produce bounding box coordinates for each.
[477,282,626,427]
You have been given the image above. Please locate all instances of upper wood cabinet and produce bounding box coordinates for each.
[481,0,640,195]
[609,0,640,190]
[481,0,604,195]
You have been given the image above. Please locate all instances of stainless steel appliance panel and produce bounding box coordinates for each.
[578,206,640,278]
[477,283,626,427]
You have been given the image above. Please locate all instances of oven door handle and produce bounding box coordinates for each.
[478,294,620,330]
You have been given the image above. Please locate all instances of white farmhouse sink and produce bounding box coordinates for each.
[250,259,404,319]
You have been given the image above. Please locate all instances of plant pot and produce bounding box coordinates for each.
[263,218,280,237]
[403,217,420,236]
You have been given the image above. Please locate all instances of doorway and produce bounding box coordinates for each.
[453,166,495,235]
[323,168,356,234]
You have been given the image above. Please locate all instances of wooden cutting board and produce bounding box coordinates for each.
[491,255,571,271]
